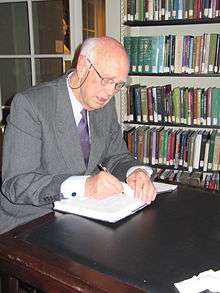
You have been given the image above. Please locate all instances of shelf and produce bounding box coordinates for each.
[148,163,220,172]
[154,178,220,193]
[121,0,220,191]
[128,73,220,77]
[124,17,220,27]
[123,121,220,129]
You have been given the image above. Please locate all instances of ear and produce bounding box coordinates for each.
[76,55,90,79]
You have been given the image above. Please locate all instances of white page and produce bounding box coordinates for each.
[54,182,177,223]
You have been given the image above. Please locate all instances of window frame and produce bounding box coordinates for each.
[0,0,83,98]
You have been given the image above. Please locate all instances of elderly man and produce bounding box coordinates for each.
[0,36,156,234]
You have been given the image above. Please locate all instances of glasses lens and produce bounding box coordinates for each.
[101,78,114,86]
[101,78,125,91]
[115,82,125,91]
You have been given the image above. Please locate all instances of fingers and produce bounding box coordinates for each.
[85,171,123,199]
[127,169,157,205]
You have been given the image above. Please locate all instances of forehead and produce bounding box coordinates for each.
[95,53,129,80]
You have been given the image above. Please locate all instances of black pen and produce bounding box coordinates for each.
[97,163,109,173]
[97,164,125,195]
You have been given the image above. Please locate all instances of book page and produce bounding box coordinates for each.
[54,182,177,223]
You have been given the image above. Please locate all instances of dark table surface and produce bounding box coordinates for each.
[1,185,220,293]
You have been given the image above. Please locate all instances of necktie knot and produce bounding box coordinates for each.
[80,109,87,123]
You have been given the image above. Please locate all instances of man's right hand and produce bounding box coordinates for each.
[85,171,124,199]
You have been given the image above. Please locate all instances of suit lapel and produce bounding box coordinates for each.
[87,110,106,171]
[54,75,86,173]
[54,75,107,174]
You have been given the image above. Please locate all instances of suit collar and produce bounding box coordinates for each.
[54,75,105,174]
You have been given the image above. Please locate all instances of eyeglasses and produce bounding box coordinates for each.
[87,58,126,92]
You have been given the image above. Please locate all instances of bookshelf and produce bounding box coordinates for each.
[120,0,220,191]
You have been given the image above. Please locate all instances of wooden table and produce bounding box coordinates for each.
[0,186,220,293]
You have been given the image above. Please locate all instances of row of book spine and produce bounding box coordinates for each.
[123,126,220,171]
[124,0,220,21]
[126,84,220,126]
[152,168,219,190]
[124,33,220,74]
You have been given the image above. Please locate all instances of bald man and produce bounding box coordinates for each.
[0,36,156,233]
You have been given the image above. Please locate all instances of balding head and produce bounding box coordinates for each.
[71,36,129,111]
[80,36,128,64]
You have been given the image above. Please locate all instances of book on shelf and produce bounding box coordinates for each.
[212,132,220,170]
[122,4,220,191]
[152,167,219,190]
[125,84,220,127]
[123,0,220,21]
[124,33,220,75]
[208,129,217,170]
[123,125,220,173]
[54,181,178,223]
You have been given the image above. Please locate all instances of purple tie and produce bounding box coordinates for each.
[78,109,90,166]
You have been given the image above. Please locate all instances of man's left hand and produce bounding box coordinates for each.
[126,168,157,205]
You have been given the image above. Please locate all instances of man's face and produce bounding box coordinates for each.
[77,53,129,111]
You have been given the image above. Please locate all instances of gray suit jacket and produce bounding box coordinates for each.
[0,74,140,234]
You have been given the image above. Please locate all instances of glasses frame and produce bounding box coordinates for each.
[87,58,126,92]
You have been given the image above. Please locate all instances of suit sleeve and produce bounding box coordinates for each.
[1,94,72,206]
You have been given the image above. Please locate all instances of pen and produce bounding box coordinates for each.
[97,163,125,195]
[97,163,109,173]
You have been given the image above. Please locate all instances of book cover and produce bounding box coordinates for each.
[137,126,145,162]
[130,37,139,74]
[147,86,154,122]
[143,127,151,163]
[208,33,218,73]
[207,129,217,170]
[193,130,203,169]
[199,130,209,168]
[212,132,220,170]
[140,86,148,122]
[141,36,153,73]
[211,87,220,126]
[132,84,142,122]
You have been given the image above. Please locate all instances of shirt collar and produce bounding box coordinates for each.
[66,71,83,125]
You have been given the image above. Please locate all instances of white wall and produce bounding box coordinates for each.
[105,0,122,121]
[105,0,121,41]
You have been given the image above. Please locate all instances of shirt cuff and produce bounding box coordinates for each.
[126,166,153,178]
[60,176,90,199]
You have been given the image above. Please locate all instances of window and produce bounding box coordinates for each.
[0,0,83,121]
[82,0,105,40]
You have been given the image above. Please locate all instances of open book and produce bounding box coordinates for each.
[53,182,177,223]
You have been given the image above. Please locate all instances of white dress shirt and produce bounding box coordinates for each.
[60,73,152,198]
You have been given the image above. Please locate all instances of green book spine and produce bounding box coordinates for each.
[151,36,159,73]
[184,87,189,124]
[124,36,132,73]
[130,36,139,74]
[208,33,218,73]
[137,36,144,73]
[188,0,194,18]
[141,36,153,73]
[139,0,145,20]
[163,128,169,164]
[211,87,220,126]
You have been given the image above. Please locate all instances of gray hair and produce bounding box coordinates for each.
[79,36,127,62]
